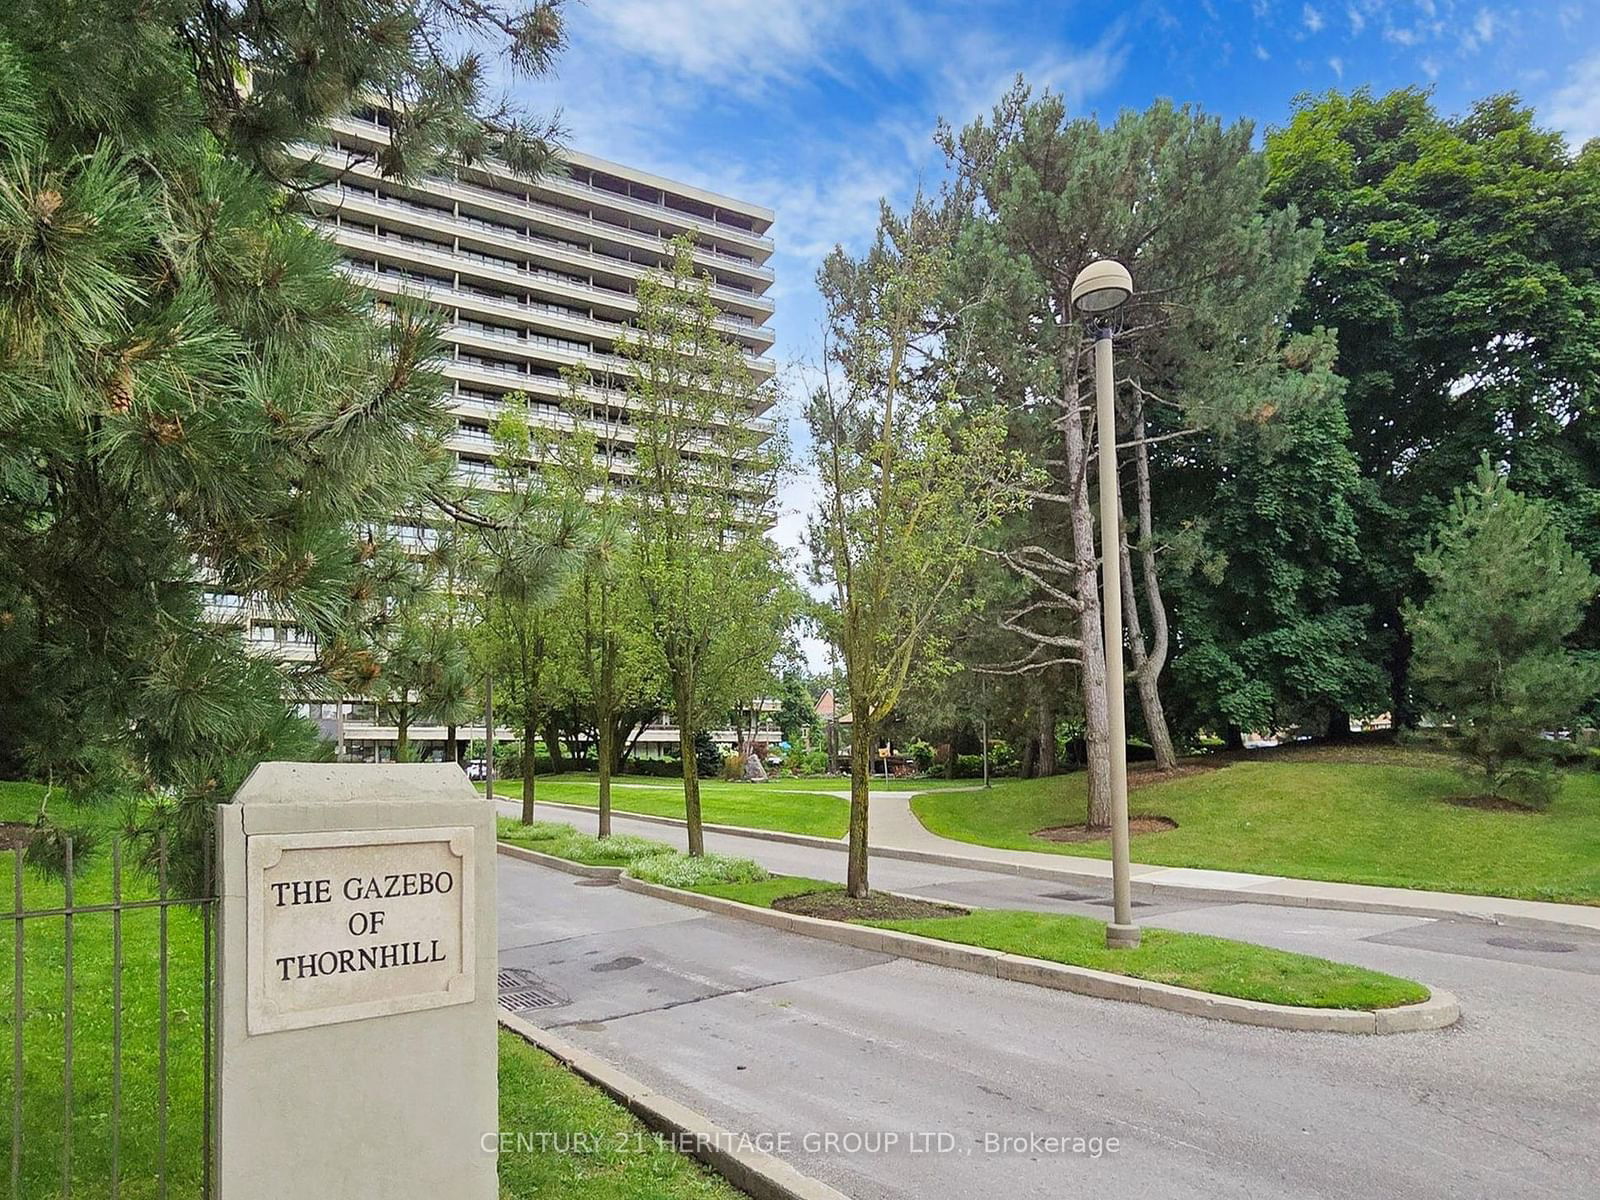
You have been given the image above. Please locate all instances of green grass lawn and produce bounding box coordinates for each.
[483,777,852,838]
[2,781,209,1200]
[497,1031,743,1200]
[686,873,1427,1010]
[0,782,743,1199]
[910,755,1600,905]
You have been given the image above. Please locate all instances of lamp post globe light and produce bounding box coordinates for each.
[1071,257,1141,951]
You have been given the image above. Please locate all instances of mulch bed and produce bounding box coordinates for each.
[772,890,969,922]
[0,823,33,852]
[1032,815,1178,844]
[1128,762,1220,790]
[1445,794,1540,814]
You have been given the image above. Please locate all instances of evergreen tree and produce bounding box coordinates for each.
[1408,460,1600,807]
[0,0,564,880]
[942,87,1344,820]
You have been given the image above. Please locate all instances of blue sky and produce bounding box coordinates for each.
[508,0,1600,645]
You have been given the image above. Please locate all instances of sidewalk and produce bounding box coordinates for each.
[862,791,1600,935]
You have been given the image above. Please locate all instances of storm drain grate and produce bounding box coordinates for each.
[1042,889,1098,902]
[1087,897,1155,910]
[498,967,570,1012]
[573,877,617,888]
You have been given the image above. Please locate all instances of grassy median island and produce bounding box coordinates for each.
[911,750,1600,905]
[491,816,1431,1010]
[661,871,1429,1011]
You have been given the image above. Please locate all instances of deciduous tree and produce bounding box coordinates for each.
[622,239,786,855]
[809,198,1033,897]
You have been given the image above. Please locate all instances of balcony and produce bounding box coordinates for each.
[296,156,778,293]
[323,115,772,250]
[342,261,778,375]
[325,215,775,349]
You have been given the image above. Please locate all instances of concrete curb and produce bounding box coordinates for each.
[518,799,1600,936]
[607,873,1460,1036]
[499,1012,850,1200]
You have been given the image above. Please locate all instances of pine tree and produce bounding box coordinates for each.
[1408,460,1600,807]
[0,0,565,883]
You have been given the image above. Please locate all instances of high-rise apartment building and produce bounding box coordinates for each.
[213,114,782,761]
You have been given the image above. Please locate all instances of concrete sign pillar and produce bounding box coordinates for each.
[216,763,497,1198]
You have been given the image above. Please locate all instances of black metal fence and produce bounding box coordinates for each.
[5,833,217,1199]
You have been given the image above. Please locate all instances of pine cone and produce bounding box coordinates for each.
[106,364,135,413]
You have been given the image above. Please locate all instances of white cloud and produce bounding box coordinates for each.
[501,1,1129,624]
[1328,55,1344,78]
[1303,3,1325,33]
[577,0,857,98]
[1254,42,1271,60]
[1548,53,1600,149]
[1347,5,1366,35]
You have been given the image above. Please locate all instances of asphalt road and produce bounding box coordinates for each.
[496,805,1600,1200]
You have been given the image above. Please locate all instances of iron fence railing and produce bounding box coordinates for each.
[5,831,217,1199]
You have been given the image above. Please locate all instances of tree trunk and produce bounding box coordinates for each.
[1326,710,1353,740]
[596,710,614,838]
[847,719,873,898]
[1387,608,1415,730]
[445,724,458,766]
[1020,731,1038,779]
[1224,724,1245,752]
[543,718,566,772]
[1119,402,1178,771]
[1038,689,1058,776]
[1118,529,1178,770]
[483,673,494,802]
[520,719,537,824]
[1061,344,1112,828]
[395,702,410,763]
[675,687,704,856]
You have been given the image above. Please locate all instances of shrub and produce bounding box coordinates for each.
[788,748,830,776]
[625,758,683,779]
[627,851,770,889]
[907,740,935,772]
[723,752,744,781]
[693,731,723,778]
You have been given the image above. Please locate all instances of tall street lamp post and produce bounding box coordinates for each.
[1070,258,1141,951]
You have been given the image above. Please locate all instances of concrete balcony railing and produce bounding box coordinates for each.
[318,183,775,313]
[294,147,777,291]
[324,113,773,253]
[327,223,776,354]
[342,262,778,375]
